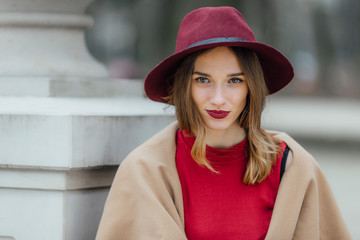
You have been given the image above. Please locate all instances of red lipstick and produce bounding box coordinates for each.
[206,110,230,119]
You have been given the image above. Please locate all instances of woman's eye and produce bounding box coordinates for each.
[196,77,209,83]
[229,78,243,84]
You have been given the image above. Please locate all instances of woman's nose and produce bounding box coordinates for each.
[210,85,226,106]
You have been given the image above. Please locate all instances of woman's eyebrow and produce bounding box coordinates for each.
[192,71,210,77]
[227,72,244,77]
[193,71,244,77]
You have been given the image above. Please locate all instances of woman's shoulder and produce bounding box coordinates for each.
[111,122,181,195]
[267,130,327,188]
[266,130,317,172]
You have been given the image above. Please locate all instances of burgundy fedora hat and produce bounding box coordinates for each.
[144,6,294,103]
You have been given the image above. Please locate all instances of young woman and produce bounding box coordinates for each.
[96,6,350,240]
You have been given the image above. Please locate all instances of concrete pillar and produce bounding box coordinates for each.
[0,1,175,239]
[0,0,110,97]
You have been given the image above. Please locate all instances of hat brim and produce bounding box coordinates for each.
[144,41,294,103]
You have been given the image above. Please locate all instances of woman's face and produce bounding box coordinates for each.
[191,46,248,133]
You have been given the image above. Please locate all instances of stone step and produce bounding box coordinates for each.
[0,167,117,191]
[0,78,144,97]
[0,96,175,169]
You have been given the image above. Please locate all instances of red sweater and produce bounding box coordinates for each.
[176,130,286,240]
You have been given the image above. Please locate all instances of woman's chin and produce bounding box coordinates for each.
[204,121,234,132]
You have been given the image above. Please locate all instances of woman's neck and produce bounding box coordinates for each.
[204,125,246,149]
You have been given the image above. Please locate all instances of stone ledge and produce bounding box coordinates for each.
[0,78,144,97]
[0,96,175,168]
[0,96,170,115]
[0,166,117,190]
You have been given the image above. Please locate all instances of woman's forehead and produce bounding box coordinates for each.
[194,47,242,73]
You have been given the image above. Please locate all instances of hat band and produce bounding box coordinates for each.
[186,37,248,49]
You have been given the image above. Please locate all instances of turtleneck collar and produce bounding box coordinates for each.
[179,129,248,164]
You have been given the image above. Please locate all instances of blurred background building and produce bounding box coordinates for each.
[86,0,360,99]
[0,0,359,239]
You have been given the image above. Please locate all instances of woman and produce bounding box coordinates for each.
[96,6,350,240]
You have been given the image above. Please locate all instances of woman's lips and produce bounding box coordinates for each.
[206,110,230,119]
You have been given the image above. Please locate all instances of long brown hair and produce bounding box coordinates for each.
[166,47,282,184]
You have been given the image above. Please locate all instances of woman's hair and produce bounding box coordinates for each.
[166,47,282,184]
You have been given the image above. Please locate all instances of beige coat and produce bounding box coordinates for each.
[96,122,351,240]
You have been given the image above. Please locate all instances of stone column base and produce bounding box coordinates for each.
[0,96,175,240]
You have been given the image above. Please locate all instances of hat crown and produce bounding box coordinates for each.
[175,7,256,53]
